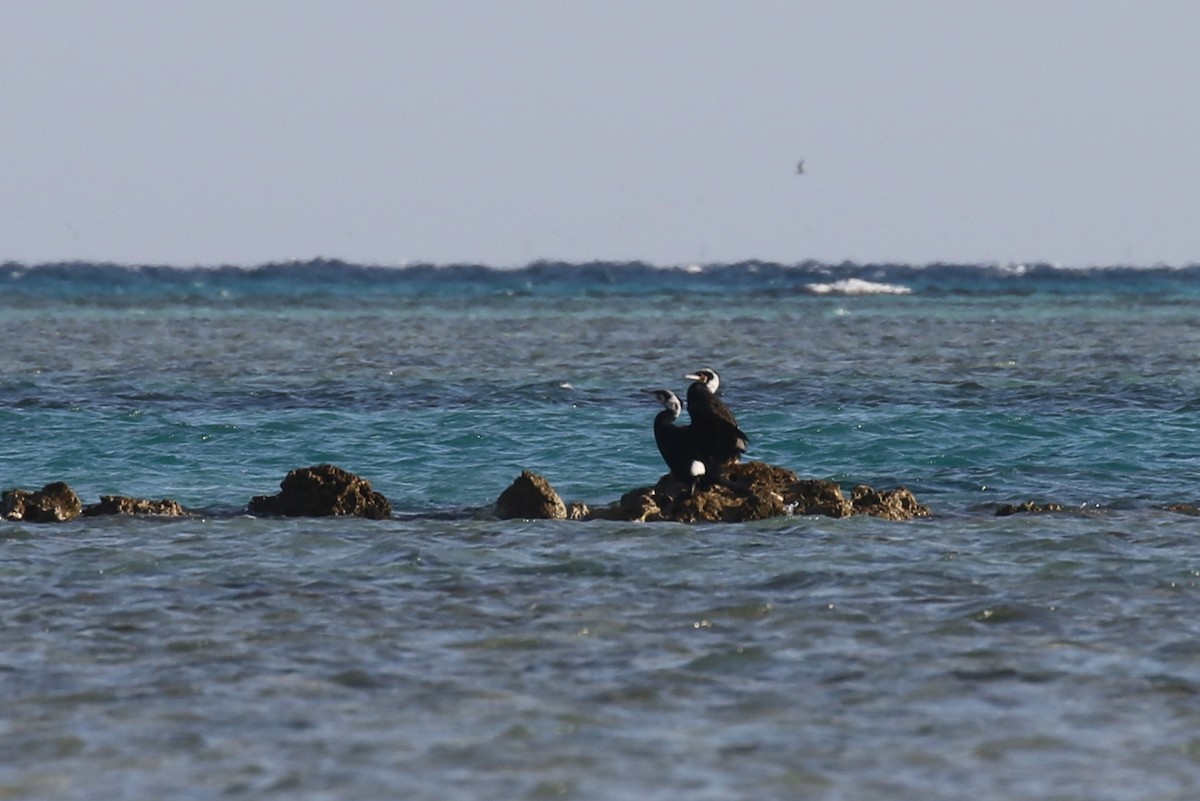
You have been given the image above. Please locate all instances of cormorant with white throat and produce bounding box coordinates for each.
[646,389,706,495]
[685,368,748,466]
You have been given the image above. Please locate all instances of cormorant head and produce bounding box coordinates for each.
[645,388,682,417]
[684,368,720,393]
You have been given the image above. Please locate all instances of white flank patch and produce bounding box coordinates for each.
[690,460,706,477]
[805,278,912,296]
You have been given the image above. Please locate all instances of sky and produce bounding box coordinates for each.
[3,1,1200,268]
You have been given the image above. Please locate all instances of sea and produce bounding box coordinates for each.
[3,259,1200,800]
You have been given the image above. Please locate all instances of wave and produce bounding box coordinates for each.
[804,277,912,296]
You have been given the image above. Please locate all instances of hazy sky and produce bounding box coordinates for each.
[4,1,1200,267]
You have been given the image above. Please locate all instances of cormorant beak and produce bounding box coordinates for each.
[684,374,701,382]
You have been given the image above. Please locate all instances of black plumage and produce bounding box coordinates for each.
[646,389,706,494]
[684,369,748,466]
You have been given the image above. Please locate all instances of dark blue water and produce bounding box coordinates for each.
[3,260,1200,799]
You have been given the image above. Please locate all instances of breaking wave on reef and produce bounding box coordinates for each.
[803,277,913,295]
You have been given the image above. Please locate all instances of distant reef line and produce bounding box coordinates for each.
[5,463,1200,526]
[6,257,1200,278]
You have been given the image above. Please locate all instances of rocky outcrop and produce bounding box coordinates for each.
[248,464,392,519]
[2,482,83,523]
[500,461,931,523]
[3,484,190,522]
[495,470,568,520]
[83,496,188,517]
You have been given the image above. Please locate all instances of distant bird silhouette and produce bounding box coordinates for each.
[796,160,805,175]
[684,369,748,467]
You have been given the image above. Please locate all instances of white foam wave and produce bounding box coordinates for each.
[804,278,912,296]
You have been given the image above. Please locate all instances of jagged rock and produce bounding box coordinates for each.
[1164,504,1200,517]
[248,464,392,519]
[996,500,1065,516]
[501,461,931,523]
[495,470,567,520]
[83,496,188,517]
[2,482,83,523]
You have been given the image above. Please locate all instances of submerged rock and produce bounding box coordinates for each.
[995,500,1065,516]
[499,462,931,523]
[495,470,568,520]
[83,496,188,517]
[850,484,930,521]
[588,486,664,523]
[2,482,83,523]
[248,464,392,519]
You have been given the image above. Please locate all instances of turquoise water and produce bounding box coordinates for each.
[3,262,1200,799]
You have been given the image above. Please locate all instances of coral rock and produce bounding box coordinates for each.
[785,478,854,518]
[83,496,188,517]
[495,470,567,520]
[995,500,1064,517]
[850,485,931,521]
[248,464,392,519]
[543,461,931,524]
[2,482,83,523]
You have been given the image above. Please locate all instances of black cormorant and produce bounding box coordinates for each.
[646,388,706,494]
[684,368,748,466]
